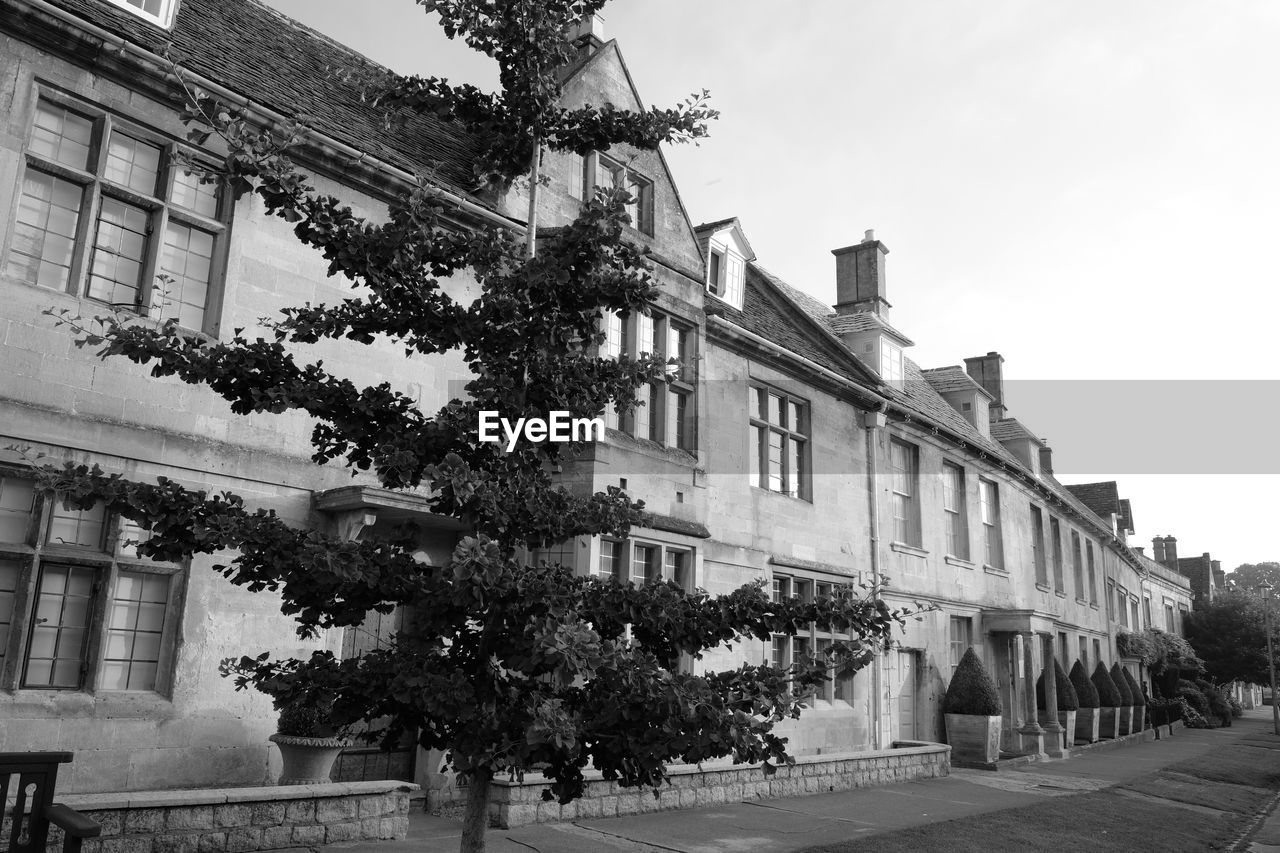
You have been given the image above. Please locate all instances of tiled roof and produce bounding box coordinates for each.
[920,366,993,400]
[827,312,915,346]
[36,0,483,195]
[1133,550,1192,590]
[754,265,834,323]
[1064,482,1122,518]
[712,265,880,385]
[990,419,1045,446]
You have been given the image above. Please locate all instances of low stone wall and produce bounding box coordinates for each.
[487,741,950,828]
[47,780,418,852]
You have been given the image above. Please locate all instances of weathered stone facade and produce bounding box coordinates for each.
[0,0,1197,817]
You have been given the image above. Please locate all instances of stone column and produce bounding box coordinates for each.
[1041,633,1066,758]
[1017,632,1045,757]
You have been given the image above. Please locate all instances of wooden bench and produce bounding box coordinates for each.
[1,752,101,853]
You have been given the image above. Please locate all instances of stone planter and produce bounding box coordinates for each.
[1057,710,1077,750]
[944,713,1002,769]
[1134,706,1146,731]
[1118,705,1132,736]
[270,733,347,785]
[1075,706,1100,743]
[1098,706,1121,739]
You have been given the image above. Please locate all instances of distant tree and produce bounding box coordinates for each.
[1184,591,1276,686]
[1226,563,1280,592]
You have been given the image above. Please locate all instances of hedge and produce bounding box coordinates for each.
[1070,660,1100,708]
[1036,659,1080,711]
[1110,662,1134,705]
[1092,661,1123,706]
[944,647,1003,715]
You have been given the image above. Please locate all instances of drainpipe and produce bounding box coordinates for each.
[864,403,888,750]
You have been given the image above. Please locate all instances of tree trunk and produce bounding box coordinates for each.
[459,766,493,853]
[525,138,540,259]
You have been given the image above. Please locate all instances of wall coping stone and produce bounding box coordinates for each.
[489,742,949,788]
[60,781,420,811]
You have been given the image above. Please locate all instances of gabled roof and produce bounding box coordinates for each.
[693,218,757,265]
[828,312,915,347]
[990,419,1046,447]
[920,366,995,400]
[33,0,484,195]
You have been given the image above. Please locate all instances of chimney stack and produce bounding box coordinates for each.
[569,14,606,55]
[1134,546,1146,556]
[964,352,1006,420]
[831,230,890,317]
[1038,445,1053,476]
[1162,536,1179,569]
[1152,537,1166,564]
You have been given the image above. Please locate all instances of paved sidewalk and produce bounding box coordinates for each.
[323,711,1279,853]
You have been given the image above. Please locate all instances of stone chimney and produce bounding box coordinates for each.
[569,13,606,55]
[964,352,1006,420]
[1156,535,1179,570]
[832,230,890,318]
[1152,537,1166,564]
[1038,445,1053,476]
[1134,546,1146,557]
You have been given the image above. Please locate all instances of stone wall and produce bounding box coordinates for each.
[486,742,949,828]
[44,782,417,853]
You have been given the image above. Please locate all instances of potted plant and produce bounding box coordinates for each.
[1036,659,1079,751]
[269,699,349,785]
[1121,667,1146,732]
[1069,660,1100,743]
[1110,662,1134,735]
[1092,662,1123,739]
[943,647,1003,769]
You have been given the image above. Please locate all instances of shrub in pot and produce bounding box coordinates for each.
[270,700,349,785]
[1110,663,1135,735]
[944,647,1003,768]
[1035,659,1079,750]
[1092,662,1123,739]
[1069,660,1100,743]
[1121,668,1146,730]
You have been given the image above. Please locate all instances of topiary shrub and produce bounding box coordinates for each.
[1121,667,1145,706]
[1110,663,1134,706]
[1070,660,1099,708]
[944,647,1002,716]
[1092,661,1122,706]
[1036,659,1080,711]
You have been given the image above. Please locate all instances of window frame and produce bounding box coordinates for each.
[580,152,655,236]
[749,384,810,500]
[599,309,696,452]
[978,477,1003,569]
[1086,540,1099,604]
[1050,516,1065,594]
[1030,504,1048,587]
[6,87,231,337]
[104,0,179,28]
[706,243,745,308]
[888,439,921,547]
[0,468,185,695]
[770,571,859,705]
[941,461,968,560]
[595,536,692,589]
[1070,530,1085,600]
[949,615,973,677]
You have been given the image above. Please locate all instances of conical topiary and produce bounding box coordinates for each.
[1121,667,1146,706]
[1110,663,1134,705]
[1036,659,1080,711]
[1092,661,1122,706]
[944,647,1002,715]
[1070,660,1100,708]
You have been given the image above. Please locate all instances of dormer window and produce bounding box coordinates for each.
[879,338,903,388]
[707,245,744,308]
[104,0,178,27]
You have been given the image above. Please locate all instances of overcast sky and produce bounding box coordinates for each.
[262,0,1280,573]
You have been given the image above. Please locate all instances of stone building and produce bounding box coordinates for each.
[0,0,1194,804]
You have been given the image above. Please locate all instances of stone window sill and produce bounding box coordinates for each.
[890,542,928,559]
[1076,598,1089,606]
[945,555,976,570]
[1035,582,1052,592]
[983,564,1009,577]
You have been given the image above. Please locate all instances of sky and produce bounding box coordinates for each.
[262,0,1280,572]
